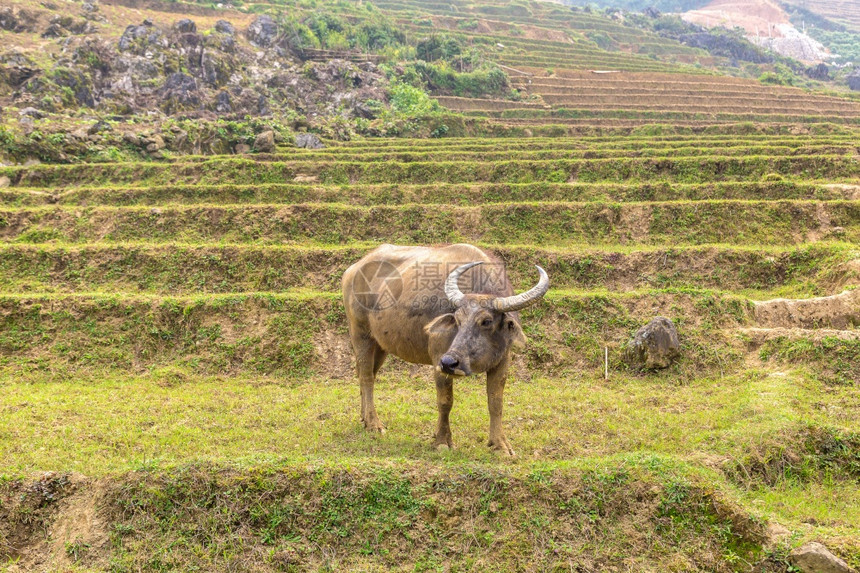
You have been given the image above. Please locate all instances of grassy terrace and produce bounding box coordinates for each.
[2,0,859,568]
[2,129,859,569]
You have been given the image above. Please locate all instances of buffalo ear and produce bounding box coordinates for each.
[506,317,527,350]
[425,313,457,337]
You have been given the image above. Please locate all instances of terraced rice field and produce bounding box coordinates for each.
[1,130,859,569]
[436,70,860,126]
[785,0,860,31]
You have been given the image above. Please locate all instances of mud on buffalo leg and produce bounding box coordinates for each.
[433,372,454,449]
[486,359,514,456]
[350,330,386,433]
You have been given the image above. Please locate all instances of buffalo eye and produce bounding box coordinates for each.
[481,317,493,328]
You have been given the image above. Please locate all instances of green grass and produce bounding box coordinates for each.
[1,368,858,568]
[0,369,855,480]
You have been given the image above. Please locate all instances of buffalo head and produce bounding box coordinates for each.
[425,262,550,377]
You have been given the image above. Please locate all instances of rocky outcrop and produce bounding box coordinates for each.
[805,63,829,81]
[623,317,681,370]
[247,15,278,48]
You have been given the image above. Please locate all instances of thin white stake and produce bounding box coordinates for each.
[604,347,608,380]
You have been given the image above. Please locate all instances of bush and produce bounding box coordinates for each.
[416,34,463,62]
[388,83,441,116]
[403,61,510,98]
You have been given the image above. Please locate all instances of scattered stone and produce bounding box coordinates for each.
[234,143,251,154]
[246,15,278,47]
[623,317,680,370]
[18,116,35,133]
[150,207,162,215]
[145,134,165,152]
[295,132,324,149]
[215,90,231,113]
[254,130,275,152]
[790,542,853,573]
[87,119,112,134]
[215,19,234,35]
[0,176,10,188]
[174,18,196,34]
[257,94,271,116]
[41,22,68,38]
[71,127,90,140]
[122,132,141,146]
[158,73,200,110]
[0,7,19,31]
[19,107,46,119]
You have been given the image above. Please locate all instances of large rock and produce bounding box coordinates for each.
[173,18,196,33]
[215,20,235,35]
[848,69,860,91]
[215,90,231,113]
[623,317,680,370]
[295,132,324,149]
[805,63,829,81]
[158,73,199,111]
[254,130,275,152]
[118,21,162,52]
[0,7,18,31]
[246,15,278,47]
[790,542,854,573]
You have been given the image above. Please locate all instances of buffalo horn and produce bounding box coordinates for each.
[443,261,483,308]
[492,266,550,312]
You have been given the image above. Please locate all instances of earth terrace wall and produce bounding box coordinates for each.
[4,155,860,187]
[0,290,753,378]
[1,202,857,245]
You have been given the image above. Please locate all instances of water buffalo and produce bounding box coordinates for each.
[341,243,549,455]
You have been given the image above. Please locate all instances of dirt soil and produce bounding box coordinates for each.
[683,0,790,38]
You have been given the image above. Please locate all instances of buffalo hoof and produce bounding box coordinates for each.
[363,420,386,434]
[433,431,453,450]
[433,437,453,450]
[488,436,515,457]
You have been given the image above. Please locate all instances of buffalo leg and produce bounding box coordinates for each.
[350,331,385,433]
[433,372,454,449]
[486,359,514,456]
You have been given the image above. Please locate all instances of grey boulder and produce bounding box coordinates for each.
[790,542,854,573]
[623,316,680,370]
[295,132,324,149]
